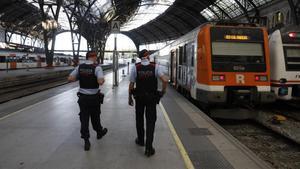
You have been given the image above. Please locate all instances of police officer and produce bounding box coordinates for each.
[68,51,108,151]
[128,49,168,157]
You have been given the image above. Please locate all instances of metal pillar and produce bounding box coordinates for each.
[113,34,119,87]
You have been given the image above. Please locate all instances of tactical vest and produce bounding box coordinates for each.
[78,64,99,89]
[135,62,157,95]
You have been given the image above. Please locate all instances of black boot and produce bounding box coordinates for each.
[84,139,90,151]
[145,147,155,157]
[97,128,108,139]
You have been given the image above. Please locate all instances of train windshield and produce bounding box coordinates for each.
[284,47,300,71]
[211,42,266,72]
[212,42,264,62]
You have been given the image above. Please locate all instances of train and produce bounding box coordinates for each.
[152,22,276,108]
[269,27,300,100]
[0,49,82,70]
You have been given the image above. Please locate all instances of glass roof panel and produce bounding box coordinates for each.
[121,0,175,31]
[201,8,218,20]
[201,0,274,21]
[91,0,113,21]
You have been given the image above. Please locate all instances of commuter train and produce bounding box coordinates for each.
[0,50,78,70]
[269,27,300,100]
[152,22,275,107]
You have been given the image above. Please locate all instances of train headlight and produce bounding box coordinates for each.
[212,75,225,81]
[255,75,268,81]
[288,32,299,38]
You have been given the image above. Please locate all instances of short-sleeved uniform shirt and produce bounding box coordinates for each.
[129,59,164,83]
[70,60,104,95]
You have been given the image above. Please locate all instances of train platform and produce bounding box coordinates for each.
[0,66,74,81]
[0,70,272,169]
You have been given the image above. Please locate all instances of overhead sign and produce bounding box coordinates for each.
[111,21,120,33]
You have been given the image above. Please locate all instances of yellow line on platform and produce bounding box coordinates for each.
[159,102,195,169]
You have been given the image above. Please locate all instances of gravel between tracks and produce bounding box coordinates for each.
[216,119,300,169]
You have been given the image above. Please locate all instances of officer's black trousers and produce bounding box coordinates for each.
[135,100,157,148]
[78,95,103,140]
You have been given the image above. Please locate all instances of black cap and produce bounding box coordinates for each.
[138,49,149,59]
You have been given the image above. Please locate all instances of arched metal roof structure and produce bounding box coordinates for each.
[0,0,294,64]
[0,0,45,39]
[123,0,276,45]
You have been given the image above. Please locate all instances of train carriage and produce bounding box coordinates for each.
[153,22,275,107]
[269,28,300,100]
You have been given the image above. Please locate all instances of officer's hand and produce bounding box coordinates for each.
[128,96,134,106]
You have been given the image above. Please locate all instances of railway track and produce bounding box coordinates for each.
[178,90,300,169]
[0,65,126,104]
[0,76,69,103]
[215,119,300,169]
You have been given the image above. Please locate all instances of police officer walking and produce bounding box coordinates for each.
[128,49,168,157]
[68,51,108,151]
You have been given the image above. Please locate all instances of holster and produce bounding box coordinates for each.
[77,91,105,106]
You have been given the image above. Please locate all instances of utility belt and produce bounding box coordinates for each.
[77,91,104,105]
[132,89,163,104]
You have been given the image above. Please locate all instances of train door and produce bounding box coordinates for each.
[177,47,183,87]
[186,43,195,91]
[182,44,188,88]
[170,50,176,85]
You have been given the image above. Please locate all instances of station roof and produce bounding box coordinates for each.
[0,0,275,45]
[0,0,44,38]
[123,0,274,45]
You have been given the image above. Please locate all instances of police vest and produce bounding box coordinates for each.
[135,62,158,95]
[78,64,99,89]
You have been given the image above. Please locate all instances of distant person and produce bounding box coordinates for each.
[68,51,107,151]
[128,49,168,157]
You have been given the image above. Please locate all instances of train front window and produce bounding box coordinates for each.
[211,42,266,72]
[212,42,264,63]
[284,47,300,71]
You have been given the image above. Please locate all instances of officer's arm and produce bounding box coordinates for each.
[96,66,105,85]
[157,65,168,93]
[98,78,105,85]
[68,75,77,82]
[68,67,78,82]
[159,75,168,93]
[128,82,135,106]
[129,82,135,94]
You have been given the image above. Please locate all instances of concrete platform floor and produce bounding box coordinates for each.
[0,71,185,169]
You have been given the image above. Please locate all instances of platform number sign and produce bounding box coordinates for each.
[111,21,120,33]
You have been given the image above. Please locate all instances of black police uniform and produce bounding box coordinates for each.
[77,63,104,140]
[134,62,158,153]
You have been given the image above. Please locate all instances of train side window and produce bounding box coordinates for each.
[0,56,6,63]
[275,11,284,26]
[191,45,194,67]
[178,66,181,79]
[183,44,187,64]
[272,15,276,28]
[179,46,183,65]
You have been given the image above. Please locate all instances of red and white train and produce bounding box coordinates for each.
[0,50,75,70]
[269,27,300,100]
